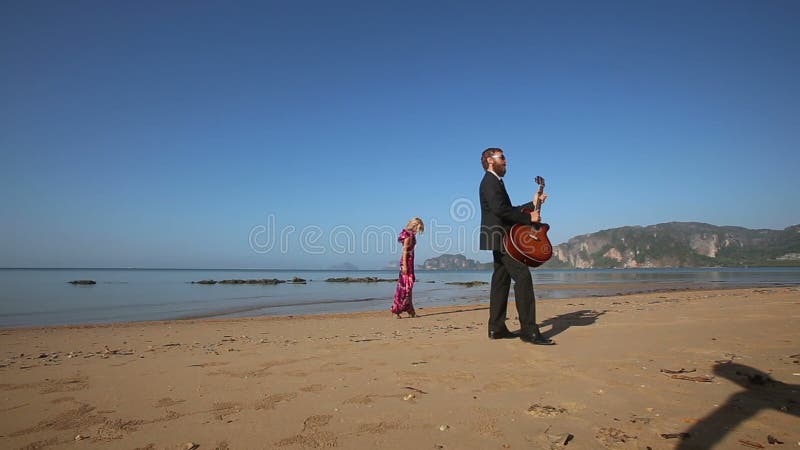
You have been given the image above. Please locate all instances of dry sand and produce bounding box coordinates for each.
[1,286,798,449]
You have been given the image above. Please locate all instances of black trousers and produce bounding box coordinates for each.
[489,249,537,334]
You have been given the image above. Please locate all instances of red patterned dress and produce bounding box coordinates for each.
[391,229,416,316]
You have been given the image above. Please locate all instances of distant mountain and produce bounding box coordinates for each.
[329,262,359,270]
[421,223,800,270]
[550,222,800,268]
[422,254,491,270]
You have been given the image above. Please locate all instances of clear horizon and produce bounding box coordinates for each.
[2,219,797,270]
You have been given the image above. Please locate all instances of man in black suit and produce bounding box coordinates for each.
[479,147,554,345]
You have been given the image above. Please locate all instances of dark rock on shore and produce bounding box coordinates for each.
[68,280,96,285]
[192,279,286,285]
[325,277,396,283]
[445,281,489,287]
[219,279,285,285]
[290,277,307,284]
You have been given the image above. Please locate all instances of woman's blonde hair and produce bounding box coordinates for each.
[406,217,424,233]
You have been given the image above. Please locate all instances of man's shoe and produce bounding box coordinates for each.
[488,329,517,340]
[519,333,555,345]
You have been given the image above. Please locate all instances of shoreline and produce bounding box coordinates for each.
[1,281,794,332]
[1,286,798,449]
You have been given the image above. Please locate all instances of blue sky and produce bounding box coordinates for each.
[2,0,798,269]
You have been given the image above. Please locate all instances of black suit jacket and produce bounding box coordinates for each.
[479,171,534,251]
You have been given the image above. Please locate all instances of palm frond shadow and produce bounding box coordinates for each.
[675,362,798,449]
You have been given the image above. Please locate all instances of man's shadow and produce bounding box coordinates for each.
[675,362,798,449]
[538,309,606,339]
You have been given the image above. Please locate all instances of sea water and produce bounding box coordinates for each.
[0,267,798,328]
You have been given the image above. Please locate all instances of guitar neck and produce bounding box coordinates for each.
[534,185,545,212]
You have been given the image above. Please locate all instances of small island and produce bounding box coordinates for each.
[423,254,491,270]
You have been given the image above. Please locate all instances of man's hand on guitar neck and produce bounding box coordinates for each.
[530,192,547,223]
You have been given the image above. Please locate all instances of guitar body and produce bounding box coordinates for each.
[504,219,553,267]
[503,175,553,267]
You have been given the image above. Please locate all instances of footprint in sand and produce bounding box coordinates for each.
[212,401,243,421]
[1,374,90,394]
[274,431,338,448]
[95,417,145,441]
[595,426,637,447]
[475,417,503,438]
[343,394,374,405]
[356,420,406,434]
[10,403,106,437]
[525,403,567,417]
[42,375,90,394]
[254,392,297,410]
[20,437,64,449]
[299,384,325,393]
[275,416,336,448]
[154,397,185,408]
[302,414,332,431]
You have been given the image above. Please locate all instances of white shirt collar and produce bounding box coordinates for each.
[487,170,502,181]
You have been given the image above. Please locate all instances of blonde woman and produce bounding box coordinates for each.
[391,217,424,318]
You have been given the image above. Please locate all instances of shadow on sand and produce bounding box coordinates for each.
[674,362,798,449]
[417,305,489,318]
[539,309,607,340]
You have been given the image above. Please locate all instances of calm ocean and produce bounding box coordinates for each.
[1,268,798,328]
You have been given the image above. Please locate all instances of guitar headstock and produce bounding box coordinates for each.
[535,176,545,188]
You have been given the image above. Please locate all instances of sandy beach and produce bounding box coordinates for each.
[1,286,798,449]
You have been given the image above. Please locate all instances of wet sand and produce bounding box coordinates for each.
[1,286,798,449]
